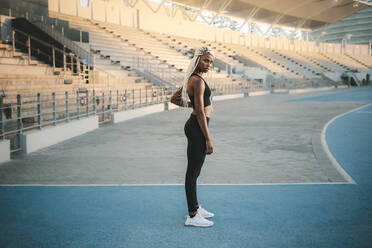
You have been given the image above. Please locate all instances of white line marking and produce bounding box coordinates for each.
[321,102,372,185]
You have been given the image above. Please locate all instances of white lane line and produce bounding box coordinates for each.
[321,102,372,185]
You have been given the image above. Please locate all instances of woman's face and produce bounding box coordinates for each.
[197,53,214,73]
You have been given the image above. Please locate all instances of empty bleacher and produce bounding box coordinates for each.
[228,43,300,78]
[345,53,372,69]
[48,12,252,88]
[0,36,158,125]
[320,52,369,71]
[4,10,368,95]
[50,12,193,88]
[97,22,191,72]
[0,41,80,93]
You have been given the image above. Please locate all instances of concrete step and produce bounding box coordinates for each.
[2,83,82,91]
[0,50,25,57]
[0,57,28,65]
[0,56,44,66]
[0,73,81,81]
[90,44,140,54]
[0,64,54,76]
[0,43,12,49]
[0,76,80,84]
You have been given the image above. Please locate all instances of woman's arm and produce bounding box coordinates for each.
[170,87,183,106]
[191,77,213,155]
[170,87,192,108]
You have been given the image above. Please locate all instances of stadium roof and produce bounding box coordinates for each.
[171,0,371,30]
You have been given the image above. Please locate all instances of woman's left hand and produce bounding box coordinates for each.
[206,139,213,155]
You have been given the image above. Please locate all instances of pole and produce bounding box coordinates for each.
[76,90,80,120]
[28,36,31,65]
[93,90,96,114]
[86,91,89,116]
[132,89,135,109]
[0,97,4,140]
[65,91,69,122]
[17,95,22,152]
[12,30,15,56]
[37,93,41,129]
[124,89,127,110]
[116,90,119,111]
[63,46,67,75]
[52,46,56,70]
[52,92,56,125]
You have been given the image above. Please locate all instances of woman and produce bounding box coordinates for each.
[171,47,215,227]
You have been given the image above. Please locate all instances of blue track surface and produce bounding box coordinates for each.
[1,90,372,248]
[286,87,372,102]
[326,103,372,186]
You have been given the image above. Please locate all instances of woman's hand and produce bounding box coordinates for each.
[170,87,183,107]
[206,139,213,155]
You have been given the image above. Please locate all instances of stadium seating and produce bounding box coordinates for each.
[319,52,369,71]
[0,37,156,121]
[227,43,300,78]
[4,10,368,96]
[47,12,251,88]
[345,53,372,69]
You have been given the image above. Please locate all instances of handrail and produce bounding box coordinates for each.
[9,25,66,54]
[0,83,249,147]
[91,21,185,85]
[0,8,93,66]
[33,20,93,66]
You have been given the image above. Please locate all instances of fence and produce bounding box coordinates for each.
[0,83,248,154]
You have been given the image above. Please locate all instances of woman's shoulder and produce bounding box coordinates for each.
[189,74,204,87]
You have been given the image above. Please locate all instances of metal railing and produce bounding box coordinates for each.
[88,21,185,86]
[0,20,87,79]
[33,21,93,66]
[0,83,249,153]
[0,7,93,66]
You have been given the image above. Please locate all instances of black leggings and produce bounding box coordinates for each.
[184,114,210,212]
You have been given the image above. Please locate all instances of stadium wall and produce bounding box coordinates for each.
[48,0,369,55]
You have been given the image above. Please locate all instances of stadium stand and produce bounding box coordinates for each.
[42,10,372,91]
[47,11,252,90]
[345,53,372,68]
[0,0,371,155]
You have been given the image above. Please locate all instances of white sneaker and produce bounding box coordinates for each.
[184,213,214,227]
[197,205,214,218]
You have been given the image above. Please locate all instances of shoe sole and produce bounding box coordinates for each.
[184,223,214,227]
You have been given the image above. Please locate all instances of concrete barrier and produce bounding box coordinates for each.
[289,87,335,94]
[112,104,164,123]
[0,139,10,164]
[272,89,289,94]
[166,102,180,110]
[248,90,271,96]
[213,93,244,101]
[20,116,99,154]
